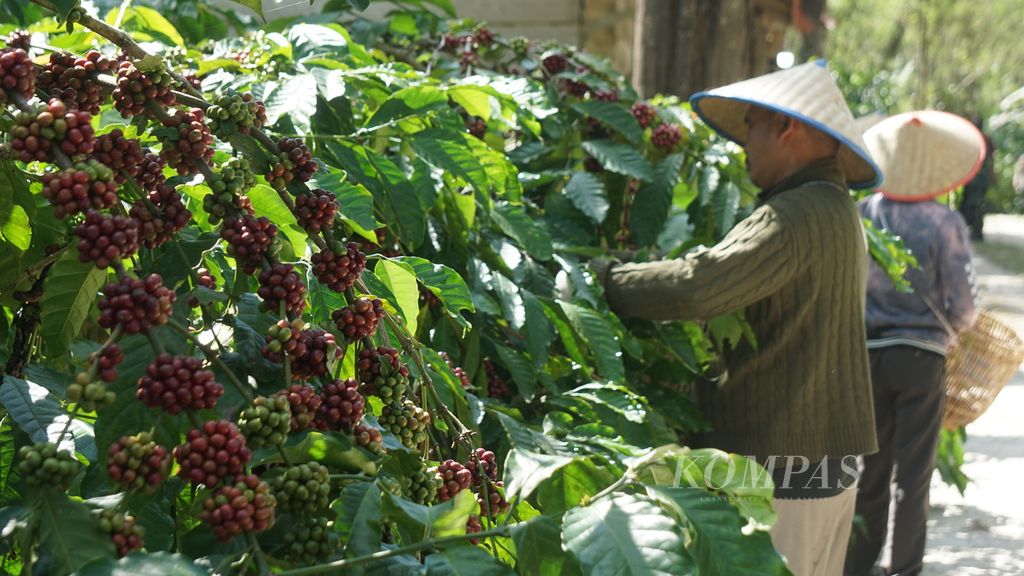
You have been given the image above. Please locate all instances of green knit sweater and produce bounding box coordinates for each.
[602,157,877,460]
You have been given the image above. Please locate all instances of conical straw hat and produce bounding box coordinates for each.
[689,61,881,189]
[863,110,985,202]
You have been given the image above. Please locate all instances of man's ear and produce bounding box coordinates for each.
[776,115,798,141]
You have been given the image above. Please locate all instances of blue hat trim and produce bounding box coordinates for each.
[688,92,883,190]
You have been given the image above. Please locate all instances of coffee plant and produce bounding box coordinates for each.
[0,1,918,574]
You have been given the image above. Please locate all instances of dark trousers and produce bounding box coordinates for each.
[845,346,946,576]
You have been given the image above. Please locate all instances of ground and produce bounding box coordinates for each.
[924,214,1024,575]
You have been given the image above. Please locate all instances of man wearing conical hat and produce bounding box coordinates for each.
[846,111,983,576]
[592,61,881,575]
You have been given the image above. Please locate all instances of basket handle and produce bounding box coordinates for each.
[871,195,960,344]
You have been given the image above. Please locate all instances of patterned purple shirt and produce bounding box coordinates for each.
[859,194,978,355]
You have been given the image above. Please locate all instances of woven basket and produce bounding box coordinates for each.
[943,310,1024,430]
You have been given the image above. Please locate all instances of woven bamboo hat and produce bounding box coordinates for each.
[689,61,881,189]
[863,110,985,202]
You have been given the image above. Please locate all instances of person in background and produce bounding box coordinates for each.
[957,115,995,240]
[846,111,983,576]
[591,61,882,576]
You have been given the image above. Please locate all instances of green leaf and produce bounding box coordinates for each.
[29,490,114,573]
[332,482,382,558]
[626,446,775,527]
[541,299,591,373]
[493,202,553,262]
[424,546,515,575]
[492,342,536,400]
[365,149,426,249]
[0,376,95,460]
[648,487,790,576]
[390,13,419,36]
[375,259,420,335]
[410,130,490,193]
[631,153,685,246]
[120,6,185,47]
[504,447,578,502]
[0,203,30,252]
[48,0,80,23]
[368,86,448,128]
[559,303,624,382]
[536,459,618,517]
[565,383,647,424]
[572,101,644,145]
[382,489,476,543]
[39,250,107,356]
[512,515,578,576]
[564,172,609,224]
[246,184,306,257]
[562,493,694,575]
[288,24,348,59]
[464,134,522,202]
[682,449,776,526]
[392,256,474,331]
[310,174,380,241]
[448,86,494,121]
[582,140,654,182]
[522,292,555,370]
[76,552,209,576]
[863,218,918,293]
[263,74,318,135]
[711,180,741,235]
[491,412,571,455]
[224,0,264,20]
[253,431,376,476]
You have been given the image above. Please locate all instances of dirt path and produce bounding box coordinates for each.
[924,215,1024,575]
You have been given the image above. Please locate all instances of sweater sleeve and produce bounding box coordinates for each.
[604,203,803,321]
[938,212,978,331]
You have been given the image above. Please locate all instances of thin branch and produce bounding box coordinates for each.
[166,319,255,404]
[276,525,513,576]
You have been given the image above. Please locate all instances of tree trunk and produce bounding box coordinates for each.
[631,0,788,99]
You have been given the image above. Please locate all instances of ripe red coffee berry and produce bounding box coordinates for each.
[0,48,36,106]
[466,447,498,486]
[92,129,145,183]
[41,160,119,219]
[201,473,275,542]
[278,384,322,431]
[631,101,657,129]
[75,211,139,269]
[174,420,252,488]
[314,378,364,432]
[92,343,125,383]
[107,432,170,493]
[96,509,145,558]
[137,353,224,414]
[37,50,114,115]
[293,188,338,234]
[112,60,176,118]
[436,459,473,502]
[257,263,307,316]
[159,108,213,176]
[220,215,276,275]
[332,297,384,343]
[265,137,316,189]
[651,123,682,150]
[311,243,365,293]
[97,274,175,334]
[131,183,191,248]
[289,329,339,380]
[542,53,568,75]
[357,346,410,402]
[353,423,383,454]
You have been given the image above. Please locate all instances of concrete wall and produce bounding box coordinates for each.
[253,0,636,76]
